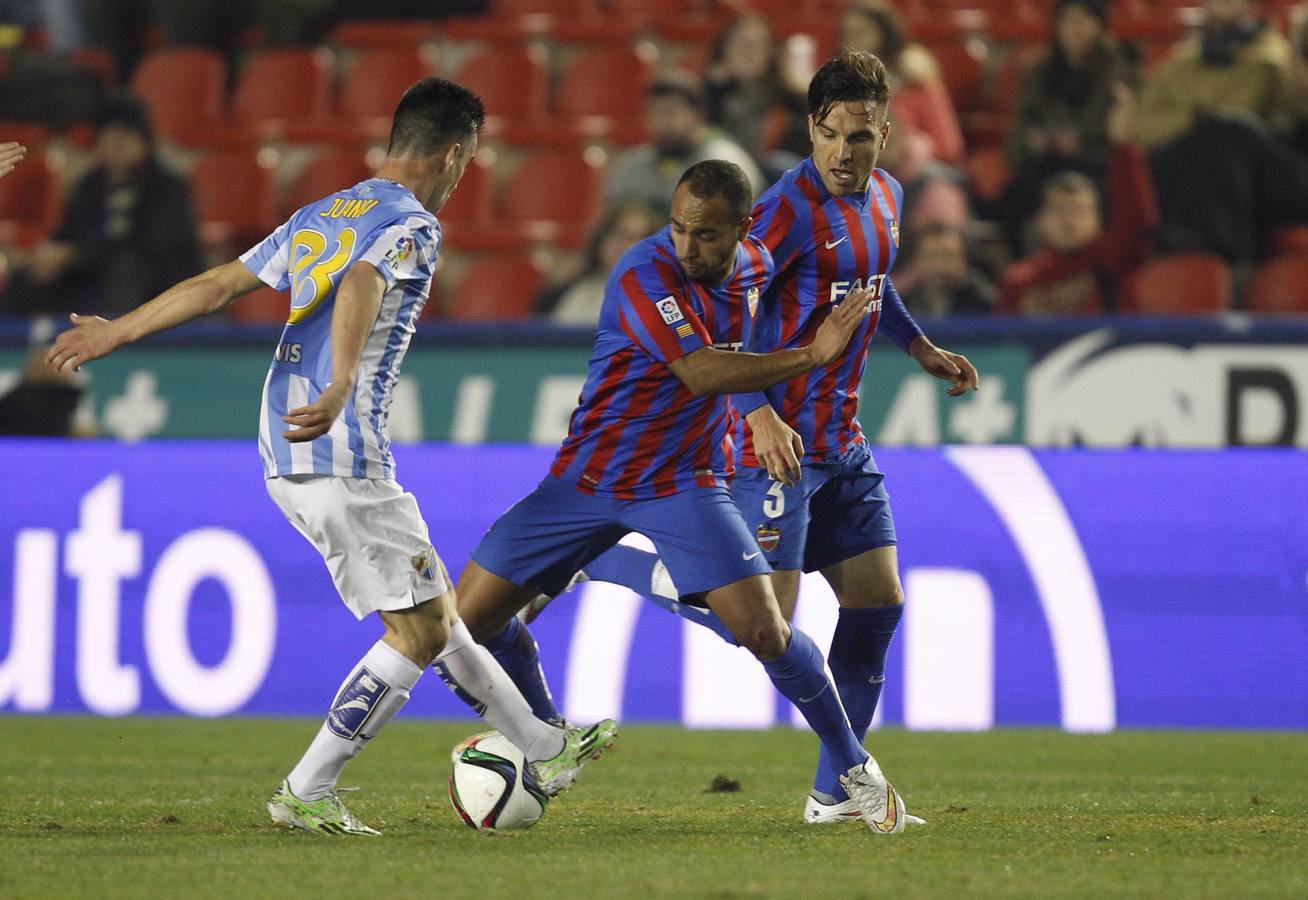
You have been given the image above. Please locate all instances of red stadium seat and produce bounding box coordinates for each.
[451,44,549,124]
[284,150,374,218]
[554,46,655,121]
[927,42,988,114]
[227,48,335,141]
[329,19,437,48]
[288,47,436,144]
[130,48,226,143]
[0,152,60,247]
[963,145,1011,203]
[498,147,606,246]
[228,285,288,324]
[443,253,549,320]
[1243,256,1308,314]
[189,150,277,249]
[436,157,492,230]
[1268,225,1308,257]
[1128,254,1232,315]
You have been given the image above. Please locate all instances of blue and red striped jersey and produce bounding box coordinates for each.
[550,227,774,499]
[737,157,923,466]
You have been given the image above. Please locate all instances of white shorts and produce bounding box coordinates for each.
[266,475,451,620]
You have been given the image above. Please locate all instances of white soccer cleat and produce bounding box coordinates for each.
[804,793,926,827]
[839,757,908,834]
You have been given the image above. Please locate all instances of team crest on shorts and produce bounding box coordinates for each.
[889,219,900,247]
[755,524,781,553]
[746,286,760,317]
[411,547,438,581]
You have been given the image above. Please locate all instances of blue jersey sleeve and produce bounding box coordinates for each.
[611,260,711,364]
[357,216,440,289]
[240,219,293,290]
[878,278,924,353]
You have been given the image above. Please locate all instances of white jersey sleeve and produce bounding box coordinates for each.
[358,216,441,290]
[240,219,293,290]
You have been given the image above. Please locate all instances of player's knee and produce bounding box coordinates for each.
[736,620,789,661]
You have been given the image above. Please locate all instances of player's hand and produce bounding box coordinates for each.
[909,336,980,397]
[0,142,25,178]
[283,381,351,442]
[45,313,122,372]
[811,287,873,365]
[746,404,803,487]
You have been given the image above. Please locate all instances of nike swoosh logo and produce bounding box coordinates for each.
[742,551,762,561]
[873,785,899,833]
[824,236,848,250]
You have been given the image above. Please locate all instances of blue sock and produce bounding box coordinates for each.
[480,617,563,725]
[763,627,866,776]
[585,545,739,646]
[813,605,903,802]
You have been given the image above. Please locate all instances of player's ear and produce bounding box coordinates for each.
[879,118,891,152]
[440,142,461,171]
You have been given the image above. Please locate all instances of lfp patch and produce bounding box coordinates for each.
[385,234,415,265]
[656,296,685,324]
[755,524,781,553]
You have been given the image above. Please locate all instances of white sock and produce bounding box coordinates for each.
[434,619,565,762]
[287,640,422,801]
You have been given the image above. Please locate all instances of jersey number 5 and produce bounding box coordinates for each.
[288,228,357,324]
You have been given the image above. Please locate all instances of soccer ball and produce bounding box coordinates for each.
[448,731,548,833]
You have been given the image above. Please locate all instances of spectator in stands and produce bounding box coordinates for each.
[898,222,997,318]
[1001,85,1157,315]
[1136,0,1298,149]
[0,141,23,177]
[999,0,1133,256]
[605,71,765,217]
[0,93,203,318]
[703,13,809,179]
[839,1,964,165]
[1007,0,1132,175]
[1288,7,1308,156]
[535,200,661,325]
[877,109,971,236]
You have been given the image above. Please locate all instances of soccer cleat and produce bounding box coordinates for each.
[519,570,589,625]
[804,793,927,827]
[267,780,381,836]
[527,719,618,796]
[840,757,907,835]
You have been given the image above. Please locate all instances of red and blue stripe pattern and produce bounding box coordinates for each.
[551,228,773,499]
[737,158,921,466]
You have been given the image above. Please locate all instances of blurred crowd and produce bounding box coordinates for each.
[1,0,1307,331]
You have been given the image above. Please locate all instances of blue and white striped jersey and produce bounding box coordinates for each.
[240,178,438,480]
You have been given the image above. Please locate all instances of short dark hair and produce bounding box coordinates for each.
[1042,170,1099,202]
[807,50,892,127]
[675,160,753,220]
[387,78,485,157]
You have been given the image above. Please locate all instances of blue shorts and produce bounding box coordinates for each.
[731,441,897,573]
[471,476,772,598]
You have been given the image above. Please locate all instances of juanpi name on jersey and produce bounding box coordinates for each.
[1,441,1304,729]
[829,273,886,305]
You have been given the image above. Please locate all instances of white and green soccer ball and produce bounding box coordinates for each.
[448,731,548,833]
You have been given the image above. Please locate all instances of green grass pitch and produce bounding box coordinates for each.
[1,717,1305,899]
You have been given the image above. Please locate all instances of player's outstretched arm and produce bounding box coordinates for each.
[0,142,26,178]
[282,260,385,443]
[669,287,873,397]
[908,336,980,397]
[45,260,264,372]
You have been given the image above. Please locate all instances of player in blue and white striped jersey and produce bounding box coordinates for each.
[47,78,615,836]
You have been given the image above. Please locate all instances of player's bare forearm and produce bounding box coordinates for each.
[283,262,384,442]
[46,260,262,372]
[671,290,871,396]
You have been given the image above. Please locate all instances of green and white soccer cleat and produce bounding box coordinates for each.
[267,780,381,836]
[528,719,619,796]
[804,793,927,827]
[840,757,908,835]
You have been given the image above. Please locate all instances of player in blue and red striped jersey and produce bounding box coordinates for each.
[525,51,979,826]
[457,160,913,833]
